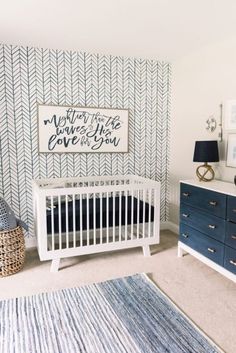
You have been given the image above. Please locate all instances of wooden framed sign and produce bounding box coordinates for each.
[38,104,129,153]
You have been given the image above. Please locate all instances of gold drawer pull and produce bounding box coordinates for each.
[208,224,216,229]
[181,233,189,238]
[230,260,236,266]
[207,247,216,253]
[209,201,217,206]
[182,213,190,218]
[231,235,236,240]
[182,192,190,197]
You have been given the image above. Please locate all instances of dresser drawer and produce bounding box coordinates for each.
[180,205,225,242]
[224,246,236,275]
[179,224,224,265]
[227,196,236,222]
[180,183,226,218]
[225,222,236,249]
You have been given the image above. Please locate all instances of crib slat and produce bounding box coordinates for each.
[58,195,62,250]
[137,189,140,239]
[87,193,89,246]
[119,190,122,241]
[72,194,76,247]
[106,191,109,243]
[131,189,134,240]
[153,188,159,238]
[100,192,103,244]
[66,195,69,249]
[142,189,146,238]
[93,193,96,245]
[113,192,115,242]
[50,196,54,251]
[125,190,128,241]
[80,194,83,247]
[148,189,152,237]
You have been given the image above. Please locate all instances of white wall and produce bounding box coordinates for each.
[2,0,236,62]
[170,37,236,225]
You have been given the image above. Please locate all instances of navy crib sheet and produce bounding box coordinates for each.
[46,196,154,234]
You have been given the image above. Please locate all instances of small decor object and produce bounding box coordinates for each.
[205,104,223,141]
[0,226,25,277]
[0,197,28,231]
[38,105,129,153]
[193,140,219,181]
[206,116,217,132]
[226,134,236,168]
[224,100,236,130]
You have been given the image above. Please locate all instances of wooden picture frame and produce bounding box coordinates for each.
[38,104,129,153]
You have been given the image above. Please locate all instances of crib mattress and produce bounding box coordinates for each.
[46,196,154,234]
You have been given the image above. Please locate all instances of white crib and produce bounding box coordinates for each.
[32,175,160,272]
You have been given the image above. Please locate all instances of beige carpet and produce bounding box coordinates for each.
[0,230,235,353]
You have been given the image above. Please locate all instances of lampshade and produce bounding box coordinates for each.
[193,140,219,163]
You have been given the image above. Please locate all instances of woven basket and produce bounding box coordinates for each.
[0,226,25,277]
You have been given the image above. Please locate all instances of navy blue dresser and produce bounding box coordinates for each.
[178,180,236,282]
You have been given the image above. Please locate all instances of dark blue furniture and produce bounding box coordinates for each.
[179,180,236,281]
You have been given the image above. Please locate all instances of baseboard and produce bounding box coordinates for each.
[160,221,179,234]
[167,221,179,234]
[25,237,37,249]
[25,222,179,249]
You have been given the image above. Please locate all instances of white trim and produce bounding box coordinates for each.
[167,221,179,234]
[178,241,236,284]
[25,237,37,249]
[160,221,168,230]
[160,221,179,234]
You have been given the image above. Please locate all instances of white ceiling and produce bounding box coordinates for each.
[1,0,236,61]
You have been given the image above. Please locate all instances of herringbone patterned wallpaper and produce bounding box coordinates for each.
[0,44,171,238]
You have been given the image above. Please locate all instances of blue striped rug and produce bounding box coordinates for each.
[0,274,222,353]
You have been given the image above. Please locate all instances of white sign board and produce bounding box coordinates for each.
[38,105,129,153]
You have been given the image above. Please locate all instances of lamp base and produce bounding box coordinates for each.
[196,163,215,182]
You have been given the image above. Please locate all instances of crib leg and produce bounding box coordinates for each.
[143,245,151,257]
[50,258,61,272]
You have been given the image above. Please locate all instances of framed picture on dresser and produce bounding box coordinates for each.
[226,134,236,167]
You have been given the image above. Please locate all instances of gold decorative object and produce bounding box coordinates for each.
[196,162,215,182]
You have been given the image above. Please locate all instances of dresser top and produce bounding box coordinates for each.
[180,179,236,197]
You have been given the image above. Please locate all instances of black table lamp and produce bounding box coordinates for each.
[193,140,219,181]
